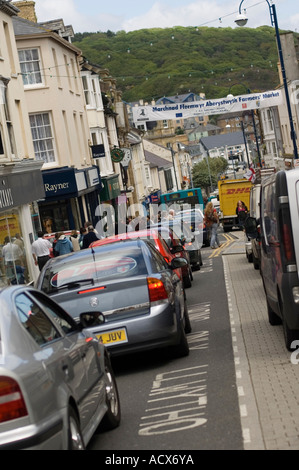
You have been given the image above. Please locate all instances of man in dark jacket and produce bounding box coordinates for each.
[82,226,98,249]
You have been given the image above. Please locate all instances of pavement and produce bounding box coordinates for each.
[221,231,299,450]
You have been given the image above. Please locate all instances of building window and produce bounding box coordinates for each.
[82,75,91,105]
[29,113,55,163]
[145,165,152,187]
[18,49,42,86]
[163,120,168,129]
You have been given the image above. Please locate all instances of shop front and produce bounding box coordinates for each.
[39,166,102,233]
[0,160,45,286]
[99,174,121,235]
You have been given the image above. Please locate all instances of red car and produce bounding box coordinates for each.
[90,228,193,288]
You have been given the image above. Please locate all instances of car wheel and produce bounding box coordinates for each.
[267,298,281,326]
[67,407,85,450]
[100,353,121,431]
[183,299,192,334]
[183,271,192,289]
[283,318,298,351]
[175,322,190,357]
[253,253,259,270]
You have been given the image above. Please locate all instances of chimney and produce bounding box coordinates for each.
[12,1,37,23]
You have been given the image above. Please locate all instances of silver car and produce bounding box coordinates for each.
[36,239,190,358]
[0,286,120,450]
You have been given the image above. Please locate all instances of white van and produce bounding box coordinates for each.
[248,169,299,350]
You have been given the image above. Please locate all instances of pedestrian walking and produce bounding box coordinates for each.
[54,233,74,256]
[236,200,248,227]
[82,225,98,249]
[204,202,221,249]
[31,231,52,271]
[70,230,80,252]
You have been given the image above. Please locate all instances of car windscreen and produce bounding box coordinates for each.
[40,245,148,294]
[175,211,203,223]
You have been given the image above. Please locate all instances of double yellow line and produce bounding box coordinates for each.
[209,233,235,258]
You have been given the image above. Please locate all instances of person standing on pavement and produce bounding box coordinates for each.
[204,202,221,249]
[236,200,248,227]
[54,233,74,256]
[70,230,80,252]
[82,225,98,249]
[31,231,52,271]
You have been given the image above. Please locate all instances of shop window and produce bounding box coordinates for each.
[0,211,30,286]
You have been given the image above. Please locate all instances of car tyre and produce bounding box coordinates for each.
[67,406,85,450]
[100,353,121,431]
[173,320,190,357]
[183,300,192,334]
[253,252,259,270]
[267,298,282,326]
[183,270,192,289]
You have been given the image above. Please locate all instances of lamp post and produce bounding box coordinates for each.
[227,83,262,167]
[235,0,298,161]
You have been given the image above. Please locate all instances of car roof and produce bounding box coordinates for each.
[44,238,151,264]
[90,229,162,247]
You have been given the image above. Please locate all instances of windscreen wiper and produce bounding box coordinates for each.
[54,278,95,291]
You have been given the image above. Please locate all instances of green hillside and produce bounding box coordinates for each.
[73,26,285,102]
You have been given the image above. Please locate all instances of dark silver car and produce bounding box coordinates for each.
[36,239,190,358]
[0,286,120,450]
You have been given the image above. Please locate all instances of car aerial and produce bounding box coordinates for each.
[0,285,120,450]
[36,239,191,358]
[90,228,191,289]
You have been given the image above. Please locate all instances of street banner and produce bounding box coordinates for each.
[132,90,283,123]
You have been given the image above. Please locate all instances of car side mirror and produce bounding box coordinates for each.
[170,258,188,269]
[80,312,105,328]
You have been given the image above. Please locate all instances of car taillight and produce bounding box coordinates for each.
[279,206,295,264]
[282,223,293,262]
[147,277,168,303]
[0,377,28,423]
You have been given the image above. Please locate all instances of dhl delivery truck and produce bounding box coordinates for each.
[218,178,252,232]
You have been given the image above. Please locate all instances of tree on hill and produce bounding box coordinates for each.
[73,25,284,102]
[192,157,228,193]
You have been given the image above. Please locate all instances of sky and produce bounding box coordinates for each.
[31,0,298,34]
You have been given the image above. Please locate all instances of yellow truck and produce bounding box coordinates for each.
[218,178,253,232]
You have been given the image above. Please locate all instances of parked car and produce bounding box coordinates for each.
[154,220,202,271]
[246,169,299,350]
[90,228,186,284]
[0,285,120,450]
[148,225,193,288]
[36,239,191,357]
[174,208,210,247]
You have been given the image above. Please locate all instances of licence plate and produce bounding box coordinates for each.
[96,328,127,345]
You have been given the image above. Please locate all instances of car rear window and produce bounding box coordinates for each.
[40,245,148,293]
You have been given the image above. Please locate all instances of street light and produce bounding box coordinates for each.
[227,83,262,167]
[235,0,298,160]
